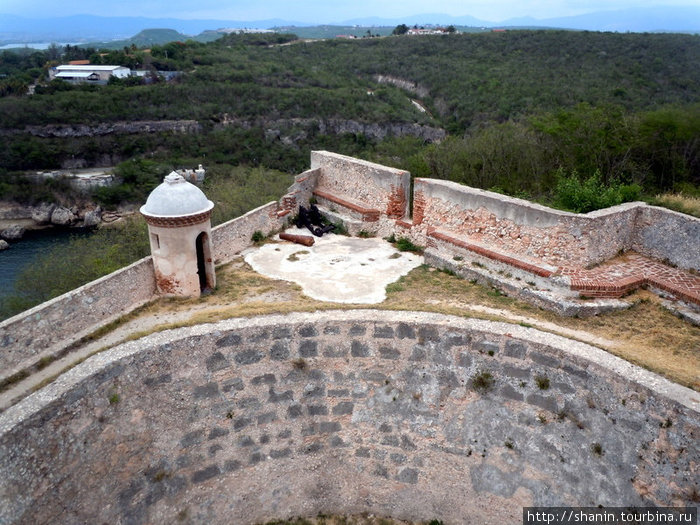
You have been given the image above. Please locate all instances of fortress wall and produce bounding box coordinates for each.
[278,168,321,216]
[311,151,411,219]
[631,205,700,272]
[211,201,287,265]
[0,257,156,385]
[412,179,640,268]
[1,311,696,525]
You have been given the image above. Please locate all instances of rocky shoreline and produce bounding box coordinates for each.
[0,201,110,250]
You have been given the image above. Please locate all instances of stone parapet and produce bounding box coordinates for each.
[0,311,696,524]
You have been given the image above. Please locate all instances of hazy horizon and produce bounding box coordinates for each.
[4,0,700,25]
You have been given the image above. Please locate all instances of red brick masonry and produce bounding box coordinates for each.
[313,190,381,222]
[561,254,700,305]
[431,227,700,305]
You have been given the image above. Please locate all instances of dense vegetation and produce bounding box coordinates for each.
[0,165,293,320]
[1,30,699,319]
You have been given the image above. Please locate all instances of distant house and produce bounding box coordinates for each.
[49,65,131,85]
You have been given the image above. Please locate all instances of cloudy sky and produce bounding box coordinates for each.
[3,0,698,22]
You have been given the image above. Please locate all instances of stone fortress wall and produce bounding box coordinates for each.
[409,178,699,271]
[0,311,697,524]
[1,151,698,401]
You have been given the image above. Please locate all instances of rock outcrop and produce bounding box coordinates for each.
[31,203,56,225]
[0,240,9,251]
[0,225,25,241]
[82,207,102,228]
[50,206,77,226]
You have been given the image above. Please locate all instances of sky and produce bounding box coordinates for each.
[3,0,699,22]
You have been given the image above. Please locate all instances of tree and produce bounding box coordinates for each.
[392,24,409,35]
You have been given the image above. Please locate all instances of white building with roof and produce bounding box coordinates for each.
[49,65,131,84]
[140,172,216,297]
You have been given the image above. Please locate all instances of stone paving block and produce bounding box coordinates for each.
[180,429,205,448]
[396,467,419,484]
[379,346,401,359]
[268,388,294,403]
[374,325,394,338]
[476,339,499,355]
[501,384,524,402]
[504,340,527,359]
[303,384,325,398]
[351,340,370,357]
[206,352,230,372]
[397,323,416,339]
[221,378,244,392]
[269,447,292,459]
[328,389,349,397]
[349,324,367,335]
[332,402,354,415]
[143,373,172,387]
[530,351,561,368]
[503,364,530,380]
[224,459,241,472]
[457,352,472,368]
[257,412,277,425]
[270,341,290,361]
[287,405,303,418]
[299,340,318,357]
[215,334,241,347]
[526,393,559,413]
[273,327,292,340]
[208,427,229,440]
[234,349,264,365]
[323,346,347,358]
[251,374,276,385]
[298,324,318,337]
[418,326,440,342]
[192,465,220,484]
[193,382,219,399]
[307,405,329,416]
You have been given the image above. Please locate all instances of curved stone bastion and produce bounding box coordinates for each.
[0,311,697,524]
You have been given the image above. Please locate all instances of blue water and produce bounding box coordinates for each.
[0,228,91,302]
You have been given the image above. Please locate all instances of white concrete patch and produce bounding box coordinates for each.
[244,227,423,303]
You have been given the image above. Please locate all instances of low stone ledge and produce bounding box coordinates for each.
[428,227,557,278]
[313,189,381,222]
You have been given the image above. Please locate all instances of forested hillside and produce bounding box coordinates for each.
[1,29,699,320]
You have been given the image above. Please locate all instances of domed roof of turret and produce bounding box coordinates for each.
[140,172,213,217]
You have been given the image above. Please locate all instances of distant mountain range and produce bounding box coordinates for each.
[1,6,699,45]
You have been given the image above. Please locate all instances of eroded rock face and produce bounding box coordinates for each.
[50,206,76,226]
[82,207,102,228]
[31,203,56,224]
[0,225,25,241]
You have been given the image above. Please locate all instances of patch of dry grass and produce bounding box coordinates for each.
[652,193,700,218]
[86,260,700,391]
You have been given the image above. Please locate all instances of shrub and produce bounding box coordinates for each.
[553,170,642,213]
[395,236,424,254]
[471,370,495,393]
[534,374,550,390]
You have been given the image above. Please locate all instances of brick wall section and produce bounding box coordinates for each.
[0,311,696,525]
[277,168,321,218]
[0,257,156,385]
[311,151,410,221]
[413,179,644,268]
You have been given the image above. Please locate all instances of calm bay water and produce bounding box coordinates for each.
[0,228,91,303]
